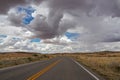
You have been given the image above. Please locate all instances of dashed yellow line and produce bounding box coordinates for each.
[27,59,61,80]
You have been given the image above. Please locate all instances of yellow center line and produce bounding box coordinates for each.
[27,59,62,80]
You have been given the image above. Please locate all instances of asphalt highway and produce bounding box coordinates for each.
[0,57,105,80]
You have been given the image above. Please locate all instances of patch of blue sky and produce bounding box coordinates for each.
[23,16,34,24]
[0,34,6,44]
[65,32,80,41]
[0,39,3,43]
[17,6,35,24]
[12,37,21,41]
[0,34,7,38]
[30,38,41,43]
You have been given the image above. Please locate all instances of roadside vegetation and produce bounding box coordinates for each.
[66,52,120,80]
[0,52,53,68]
[0,51,120,80]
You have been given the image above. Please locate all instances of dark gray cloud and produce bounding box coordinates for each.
[48,0,120,43]
[0,0,28,14]
[31,0,44,5]
[94,0,120,17]
[48,0,120,17]
[29,14,58,39]
[29,12,64,39]
[29,0,120,40]
[2,0,120,43]
[28,11,76,39]
[7,12,26,27]
[0,0,44,14]
[75,16,120,43]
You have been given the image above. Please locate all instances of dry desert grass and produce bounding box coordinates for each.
[0,52,53,68]
[70,52,120,80]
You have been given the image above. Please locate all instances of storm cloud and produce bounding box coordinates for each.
[7,12,26,27]
[2,0,120,43]
[0,0,28,14]
[0,0,44,14]
[28,0,120,42]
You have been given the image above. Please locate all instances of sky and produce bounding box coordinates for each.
[1,0,120,53]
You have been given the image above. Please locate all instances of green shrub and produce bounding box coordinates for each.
[32,54,39,57]
[27,57,33,61]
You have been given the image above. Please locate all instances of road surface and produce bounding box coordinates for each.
[0,57,105,80]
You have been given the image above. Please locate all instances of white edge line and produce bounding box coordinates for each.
[72,59,99,80]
